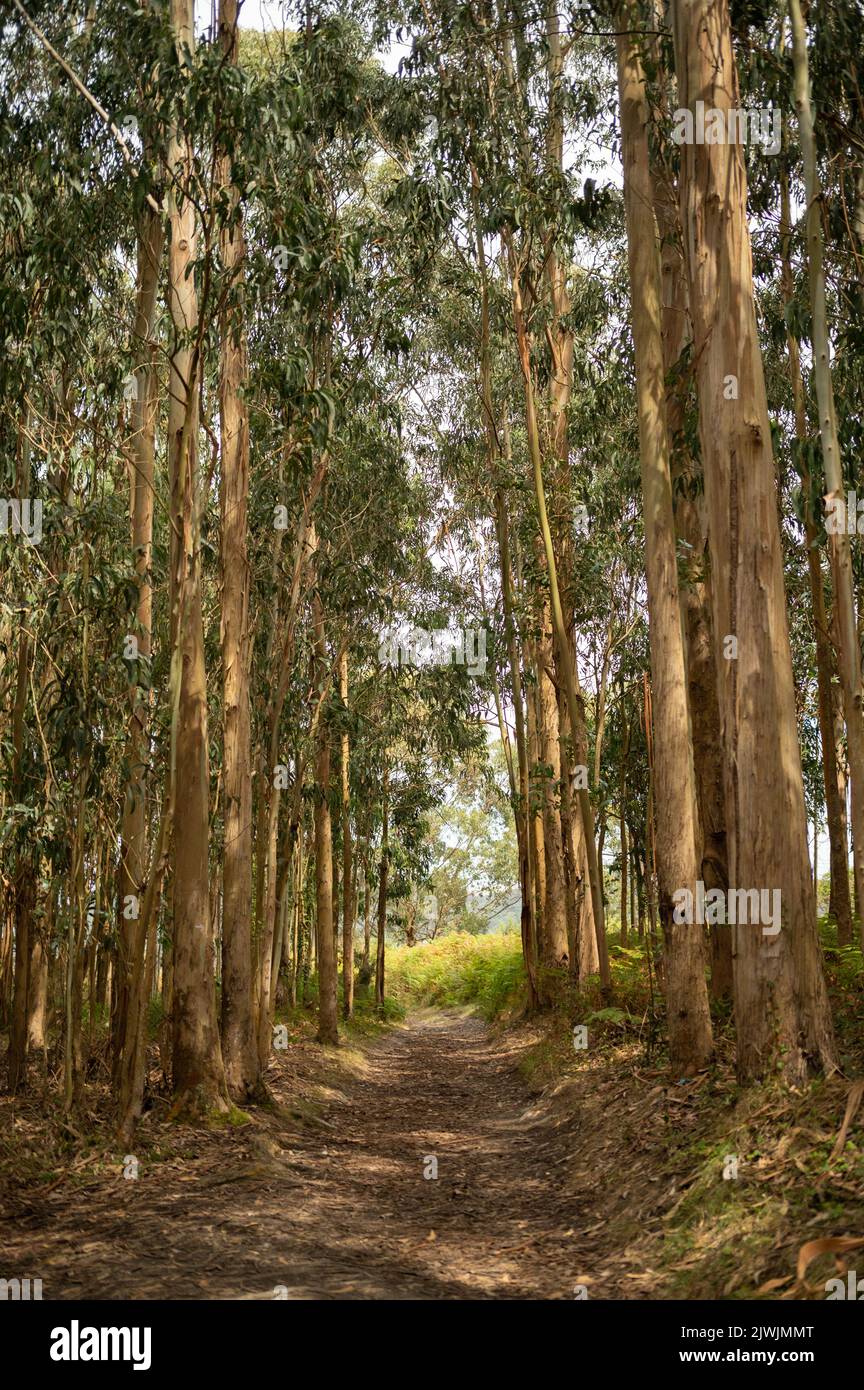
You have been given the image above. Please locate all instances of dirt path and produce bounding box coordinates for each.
[4,1011,600,1300]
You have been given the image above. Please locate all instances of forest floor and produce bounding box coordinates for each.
[2,1002,863,1299]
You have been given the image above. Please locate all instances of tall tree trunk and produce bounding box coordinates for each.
[312,594,338,1044]
[507,234,611,992]
[362,856,372,972]
[375,772,389,1010]
[671,0,834,1080]
[620,812,629,946]
[535,608,569,967]
[8,874,33,1095]
[616,8,713,1072]
[789,0,864,948]
[8,421,34,1095]
[217,0,257,1100]
[167,0,227,1113]
[339,651,355,1019]
[831,694,851,924]
[525,647,547,973]
[494,488,539,1008]
[648,37,731,998]
[116,204,164,1084]
[27,927,48,1065]
[472,147,539,1006]
[779,167,853,946]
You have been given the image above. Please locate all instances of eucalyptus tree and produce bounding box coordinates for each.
[614,0,713,1071]
[670,0,834,1080]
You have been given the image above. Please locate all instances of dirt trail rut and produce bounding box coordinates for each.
[4,1011,596,1300]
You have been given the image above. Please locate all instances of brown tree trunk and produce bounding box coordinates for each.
[26,928,48,1065]
[831,696,851,925]
[620,813,629,946]
[648,35,730,1000]
[616,10,713,1072]
[116,204,164,1085]
[494,488,539,1008]
[8,874,33,1095]
[789,0,864,948]
[8,423,34,1095]
[507,233,610,992]
[525,649,547,971]
[362,856,372,972]
[166,0,227,1114]
[671,0,834,1080]
[313,595,338,1045]
[779,168,853,947]
[375,774,389,1010]
[217,0,257,1100]
[339,651,355,1018]
[535,608,569,967]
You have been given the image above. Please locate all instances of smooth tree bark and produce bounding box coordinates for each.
[616,8,713,1071]
[779,167,853,945]
[116,203,164,1083]
[671,0,835,1080]
[620,718,629,948]
[507,232,611,993]
[831,692,851,924]
[788,0,864,943]
[7,423,34,1095]
[252,468,325,1062]
[375,770,389,1010]
[470,174,539,1006]
[217,0,257,1100]
[495,488,540,1007]
[312,592,338,1044]
[362,855,372,972]
[339,650,355,1019]
[535,600,569,968]
[166,0,227,1113]
[525,638,548,967]
[647,32,731,997]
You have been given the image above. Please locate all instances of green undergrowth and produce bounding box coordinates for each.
[387,932,526,1019]
[385,919,863,1063]
[654,1071,864,1299]
[274,978,404,1045]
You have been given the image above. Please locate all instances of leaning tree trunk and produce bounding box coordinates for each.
[671,0,834,1081]
[507,232,611,993]
[471,159,539,1006]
